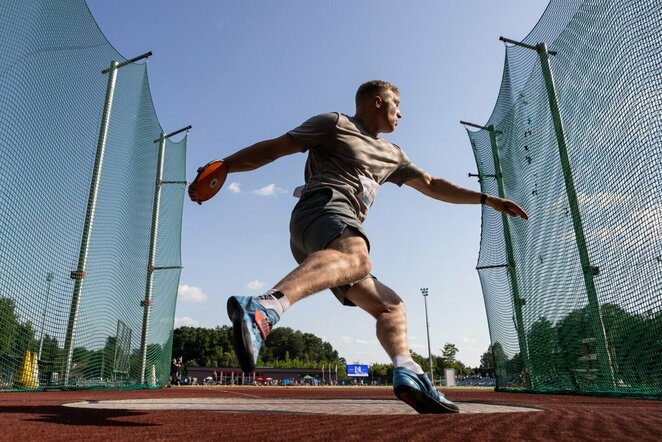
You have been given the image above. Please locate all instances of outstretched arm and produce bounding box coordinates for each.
[189,133,302,204]
[405,172,529,220]
[223,133,303,173]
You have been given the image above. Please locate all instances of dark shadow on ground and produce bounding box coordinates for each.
[0,405,158,427]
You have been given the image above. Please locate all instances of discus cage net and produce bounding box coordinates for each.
[468,0,661,397]
[0,0,187,390]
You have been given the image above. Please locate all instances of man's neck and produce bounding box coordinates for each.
[353,114,380,138]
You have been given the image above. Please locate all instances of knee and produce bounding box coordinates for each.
[376,298,406,329]
[350,250,372,279]
[373,288,405,318]
[382,297,405,317]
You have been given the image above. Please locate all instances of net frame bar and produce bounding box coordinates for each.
[62,59,119,386]
[138,126,189,385]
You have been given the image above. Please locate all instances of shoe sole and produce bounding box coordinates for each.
[227,297,256,373]
[394,385,459,414]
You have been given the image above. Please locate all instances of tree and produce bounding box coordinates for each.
[491,342,509,379]
[410,350,431,373]
[412,344,474,379]
[287,330,305,360]
[370,363,391,377]
[480,345,494,369]
[0,297,19,354]
[172,326,236,367]
[441,343,459,366]
[437,342,472,377]
[14,321,37,355]
[172,325,342,369]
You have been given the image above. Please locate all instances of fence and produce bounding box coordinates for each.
[467,0,662,397]
[0,0,187,389]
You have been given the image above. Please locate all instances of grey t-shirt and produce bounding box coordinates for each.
[288,112,424,222]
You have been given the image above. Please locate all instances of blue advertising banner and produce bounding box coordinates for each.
[346,364,369,377]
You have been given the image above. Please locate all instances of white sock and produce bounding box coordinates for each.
[393,355,424,375]
[255,290,290,316]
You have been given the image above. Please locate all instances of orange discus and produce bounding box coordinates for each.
[188,160,228,205]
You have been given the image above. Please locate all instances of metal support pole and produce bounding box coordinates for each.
[62,52,152,386]
[463,120,532,386]
[139,126,190,385]
[535,42,615,387]
[421,288,434,384]
[139,131,166,385]
[485,124,532,386]
[500,36,615,386]
[62,60,119,385]
[460,121,533,386]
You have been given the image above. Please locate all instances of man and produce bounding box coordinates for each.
[190,80,528,413]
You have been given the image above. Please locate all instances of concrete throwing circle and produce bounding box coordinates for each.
[64,398,542,415]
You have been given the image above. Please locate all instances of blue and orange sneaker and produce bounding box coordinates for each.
[227,295,280,373]
[393,367,459,414]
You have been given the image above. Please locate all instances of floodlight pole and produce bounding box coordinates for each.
[421,288,434,384]
[37,272,55,361]
[62,52,152,386]
[139,126,190,385]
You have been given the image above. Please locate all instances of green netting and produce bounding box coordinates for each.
[0,0,186,390]
[468,0,662,397]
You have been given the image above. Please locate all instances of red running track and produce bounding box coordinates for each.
[0,386,660,441]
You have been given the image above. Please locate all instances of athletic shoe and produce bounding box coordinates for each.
[227,295,280,373]
[393,367,460,414]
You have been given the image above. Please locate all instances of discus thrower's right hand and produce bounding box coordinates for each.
[188,159,228,205]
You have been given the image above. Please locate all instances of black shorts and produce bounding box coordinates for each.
[289,188,374,306]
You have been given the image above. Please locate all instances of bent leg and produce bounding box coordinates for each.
[343,278,412,359]
[229,228,370,372]
[345,278,460,414]
[274,229,371,304]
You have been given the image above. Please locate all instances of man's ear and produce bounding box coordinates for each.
[374,96,383,109]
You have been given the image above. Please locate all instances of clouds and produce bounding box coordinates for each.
[253,183,286,196]
[174,316,199,327]
[225,181,287,197]
[177,285,208,303]
[179,280,268,301]
[340,336,377,345]
[246,280,266,290]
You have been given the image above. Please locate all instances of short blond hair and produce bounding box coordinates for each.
[355,80,399,108]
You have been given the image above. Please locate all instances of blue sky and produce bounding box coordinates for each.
[86,0,549,367]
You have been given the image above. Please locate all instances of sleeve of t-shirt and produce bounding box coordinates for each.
[387,147,425,186]
[287,112,339,152]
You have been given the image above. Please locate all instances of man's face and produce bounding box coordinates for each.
[376,89,401,133]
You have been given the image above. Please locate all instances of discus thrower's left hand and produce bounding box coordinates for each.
[486,195,529,220]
